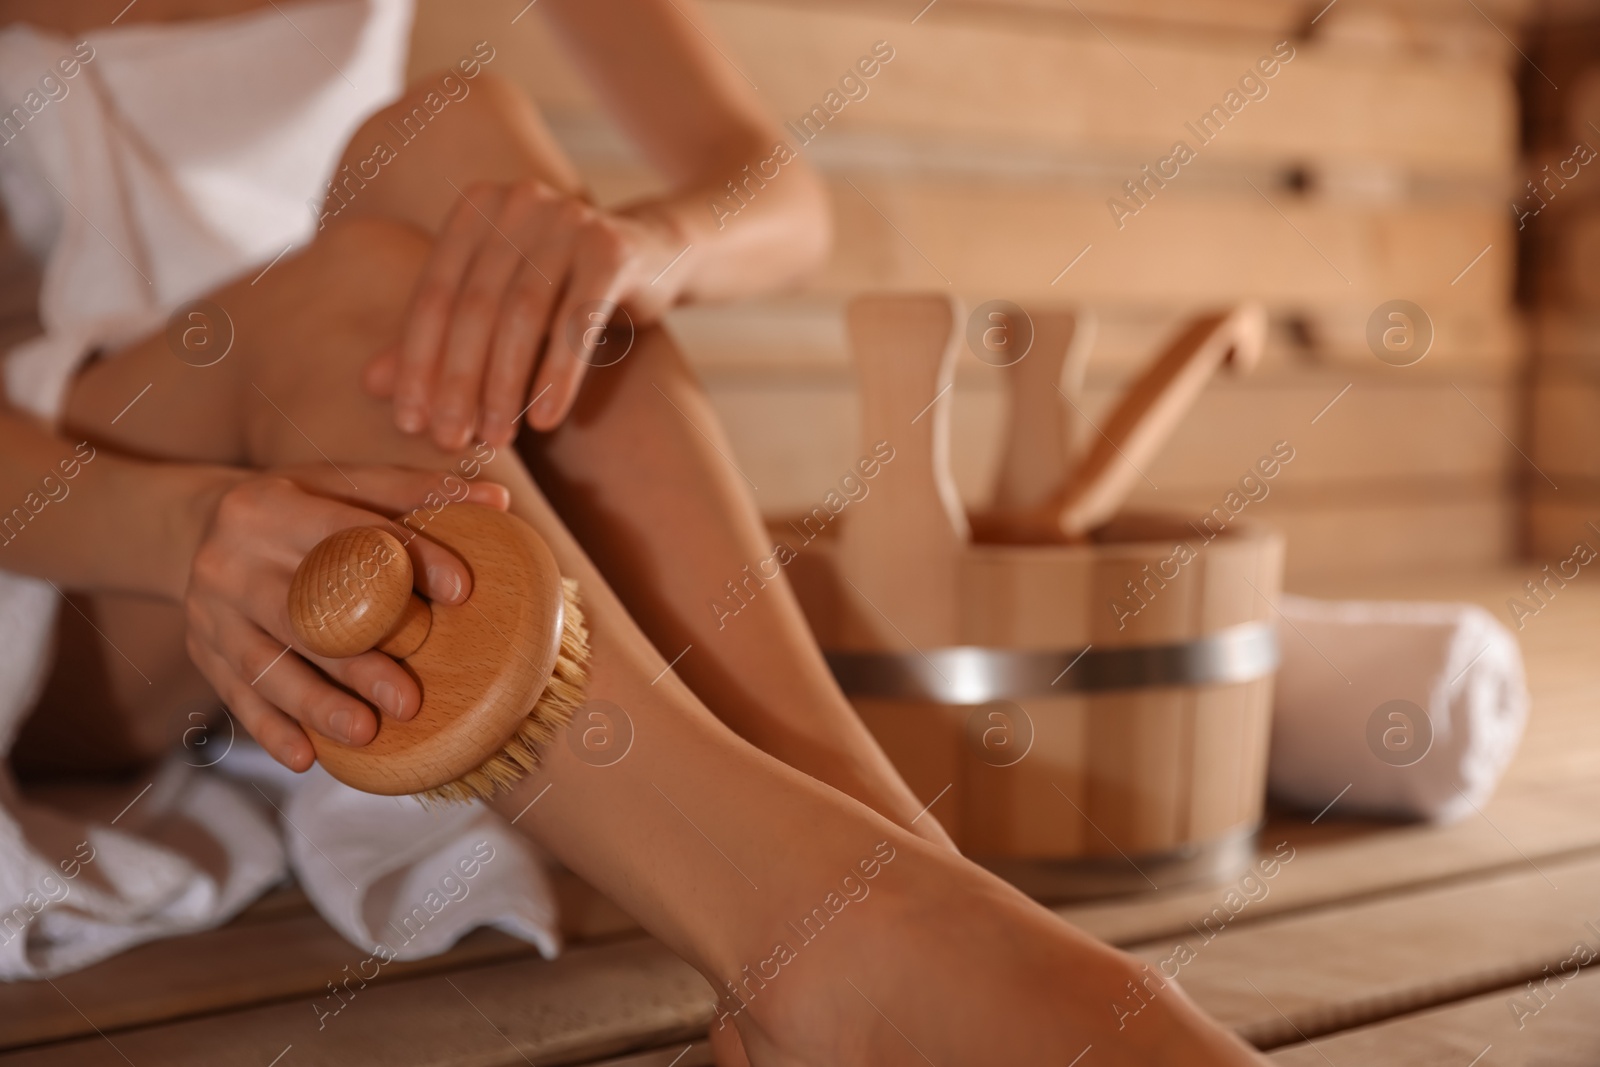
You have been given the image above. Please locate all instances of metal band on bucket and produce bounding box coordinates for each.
[824,620,1278,704]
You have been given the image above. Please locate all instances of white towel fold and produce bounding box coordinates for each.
[238,750,561,962]
[1267,594,1529,823]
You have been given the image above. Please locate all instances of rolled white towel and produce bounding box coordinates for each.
[1267,594,1529,823]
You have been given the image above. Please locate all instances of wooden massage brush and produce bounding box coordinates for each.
[286,503,589,804]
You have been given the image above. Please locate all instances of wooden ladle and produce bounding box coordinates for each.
[992,302,1267,543]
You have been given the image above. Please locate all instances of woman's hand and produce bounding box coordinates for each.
[183,464,511,772]
[362,180,692,448]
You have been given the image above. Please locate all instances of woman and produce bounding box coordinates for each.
[0,0,1264,1062]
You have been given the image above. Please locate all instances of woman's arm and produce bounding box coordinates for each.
[0,403,516,767]
[541,0,833,302]
[0,405,237,600]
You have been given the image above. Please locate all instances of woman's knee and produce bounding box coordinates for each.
[243,218,428,401]
[326,70,584,233]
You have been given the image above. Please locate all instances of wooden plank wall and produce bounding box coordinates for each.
[1521,7,1600,560]
[408,0,1526,580]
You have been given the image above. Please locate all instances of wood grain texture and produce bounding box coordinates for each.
[587,167,1514,308]
[1052,304,1266,538]
[801,512,1283,856]
[986,308,1093,520]
[288,527,420,658]
[837,292,968,648]
[405,0,1527,581]
[665,297,1522,381]
[0,918,536,1051]
[1268,970,1600,1065]
[0,938,712,1067]
[1132,852,1600,1049]
[308,505,567,796]
[410,0,1519,176]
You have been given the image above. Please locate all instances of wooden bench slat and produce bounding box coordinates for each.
[0,939,711,1067]
[1061,781,1600,947]
[1127,852,1600,1048]
[0,916,535,1051]
[0,867,639,1052]
[1268,969,1600,1065]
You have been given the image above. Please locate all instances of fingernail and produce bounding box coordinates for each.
[397,406,424,434]
[374,679,405,720]
[429,565,465,603]
[469,483,508,508]
[330,707,356,743]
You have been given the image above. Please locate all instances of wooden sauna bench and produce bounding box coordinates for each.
[2,568,1598,1066]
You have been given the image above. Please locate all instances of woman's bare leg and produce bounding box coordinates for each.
[324,74,947,842]
[59,218,1258,1065]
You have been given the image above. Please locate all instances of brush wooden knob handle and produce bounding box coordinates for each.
[288,527,432,659]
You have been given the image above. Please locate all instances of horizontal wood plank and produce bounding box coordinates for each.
[1132,853,1600,1048]
[667,298,1523,379]
[775,0,1527,64]
[0,866,639,1052]
[0,917,536,1051]
[702,373,1518,531]
[1060,781,1600,947]
[0,939,712,1067]
[1268,970,1600,1066]
[409,0,1518,176]
[573,165,1514,307]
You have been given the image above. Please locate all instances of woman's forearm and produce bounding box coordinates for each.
[616,139,833,306]
[0,407,240,600]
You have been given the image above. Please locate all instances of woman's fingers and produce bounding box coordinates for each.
[189,630,315,771]
[443,184,584,448]
[398,527,474,604]
[219,612,379,746]
[228,683,316,772]
[395,184,507,435]
[303,647,423,723]
[478,194,580,443]
[477,258,554,446]
[393,180,669,439]
[433,210,534,449]
[527,218,632,430]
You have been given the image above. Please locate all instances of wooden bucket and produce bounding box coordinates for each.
[781,294,1285,899]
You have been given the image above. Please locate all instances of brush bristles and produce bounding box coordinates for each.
[418,578,590,806]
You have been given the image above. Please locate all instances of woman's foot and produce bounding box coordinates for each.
[709,835,1265,1067]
